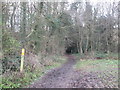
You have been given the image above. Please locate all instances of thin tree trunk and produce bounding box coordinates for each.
[80,33,83,54]
[10,4,16,31]
[85,35,89,53]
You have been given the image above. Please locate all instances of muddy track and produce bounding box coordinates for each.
[28,55,112,88]
[28,55,77,88]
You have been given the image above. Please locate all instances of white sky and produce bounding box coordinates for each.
[69,0,120,3]
[3,0,120,2]
[90,0,119,2]
[2,0,120,3]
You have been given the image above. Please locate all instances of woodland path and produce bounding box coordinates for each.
[28,55,105,88]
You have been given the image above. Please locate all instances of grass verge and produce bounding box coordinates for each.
[74,58,118,88]
[1,55,67,88]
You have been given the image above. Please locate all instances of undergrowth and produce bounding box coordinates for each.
[1,55,66,88]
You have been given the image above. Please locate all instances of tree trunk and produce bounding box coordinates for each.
[21,2,27,48]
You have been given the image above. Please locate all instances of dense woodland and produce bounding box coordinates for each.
[1,1,119,88]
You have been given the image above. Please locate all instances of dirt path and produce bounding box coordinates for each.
[28,55,110,88]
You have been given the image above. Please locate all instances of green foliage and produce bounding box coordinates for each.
[2,31,21,73]
[1,56,67,88]
[52,55,66,62]
[94,52,118,59]
[2,31,20,57]
[1,70,42,88]
[75,59,118,71]
[2,56,20,73]
[58,12,73,27]
[1,77,21,88]
[95,52,108,58]
[46,14,61,29]
[0,13,2,26]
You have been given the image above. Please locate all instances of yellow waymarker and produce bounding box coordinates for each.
[20,48,25,72]
[21,48,25,55]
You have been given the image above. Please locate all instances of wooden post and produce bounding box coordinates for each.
[20,2,26,73]
[20,48,25,72]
